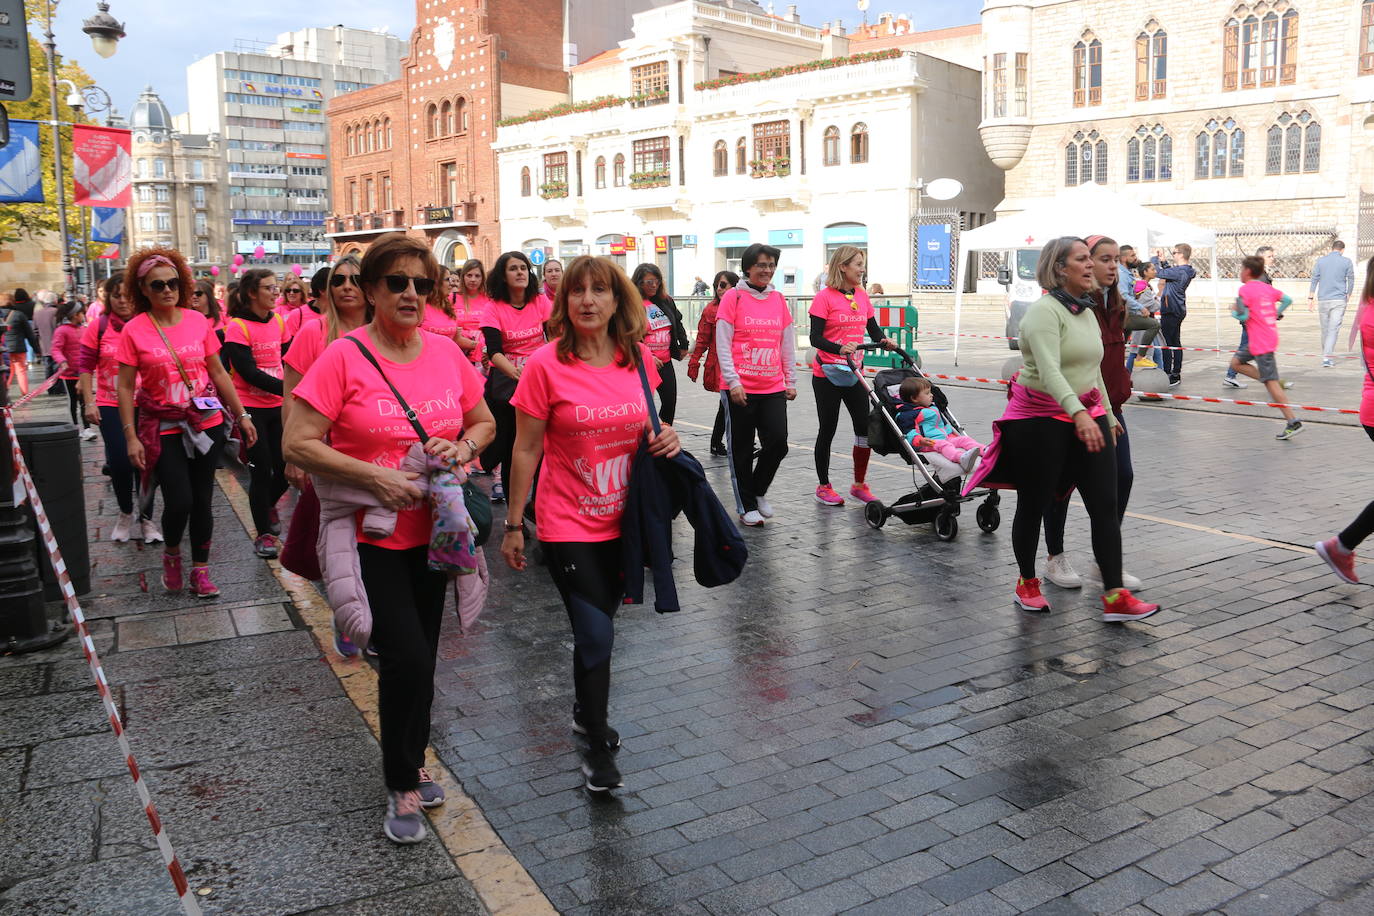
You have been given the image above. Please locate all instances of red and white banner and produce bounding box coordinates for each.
[72,125,132,208]
[98,243,120,259]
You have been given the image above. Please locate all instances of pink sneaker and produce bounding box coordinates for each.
[161,552,183,593]
[815,484,845,506]
[849,483,878,504]
[1101,589,1161,622]
[1315,537,1359,584]
[188,566,220,598]
[1014,577,1050,612]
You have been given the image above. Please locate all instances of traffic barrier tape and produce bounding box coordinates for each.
[918,329,1357,361]
[7,363,69,409]
[2,407,202,916]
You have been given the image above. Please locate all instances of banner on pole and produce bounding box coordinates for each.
[0,117,42,202]
[98,243,120,259]
[90,206,124,243]
[915,223,952,288]
[72,124,132,207]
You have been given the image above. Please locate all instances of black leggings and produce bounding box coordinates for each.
[1007,415,1121,590]
[62,379,89,428]
[483,395,515,492]
[98,405,150,518]
[156,422,226,562]
[1159,314,1184,377]
[1044,409,1133,555]
[655,359,678,425]
[811,375,869,485]
[724,391,789,513]
[358,544,448,791]
[244,405,288,534]
[1338,425,1374,550]
[544,539,624,738]
[711,402,726,451]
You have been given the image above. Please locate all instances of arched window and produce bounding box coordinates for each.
[367,124,376,153]
[384,118,392,149]
[1135,25,1167,100]
[1266,111,1319,175]
[1225,6,1298,91]
[441,100,454,136]
[850,123,869,163]
[1127,124,1173,182]
[712,140,728,177]
[613,153,625,187]
[374,120,382,150]
[823,126,840,166]
[346,127,354,156]
[520,166,531,197]
[594,156,606,189]
[1064,129,1106,186]
[1362,1,1374,75]
[735,138,746,174]
[427,103,439,139]
[1072,37,1102,106]
[1195,117,1243,179]
[456,98,468,133]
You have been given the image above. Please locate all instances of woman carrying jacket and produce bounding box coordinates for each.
[632,263,689,423]
[451,258,489,367]
[687,270,738,457]
[5,291,40,396]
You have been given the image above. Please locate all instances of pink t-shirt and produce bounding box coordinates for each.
[810,287,874,378]
[453,295,489,364]
[1237,279,1285,356]
[644,301,674,362]
[717,288,792,394]
[481,294,552,370]
[283,317,328,376]
[80,314,127,407]
[420,304,461,342]
[1360,301,1374,426]
[52,324,84,380]
[510,343,661,542]
[115,309,222,430]
[284,304,320,339]
[223,313,288,409]
[293,328,485,550]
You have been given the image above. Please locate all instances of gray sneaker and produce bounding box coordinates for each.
[383,789,427,844]
[1276,420,1303,441]
[416,768,445,809]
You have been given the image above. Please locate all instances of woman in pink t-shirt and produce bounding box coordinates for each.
[480,250,552,500]
[501,255,679,793]
[51,301,94,439]
[632,263,689,424]
[452,259,489,366]
[540,257,562,302]
[116,246,257,599]
[224,268,292,559]
[715,243,797,527]
[285,233,495,845]
[190,279,225,339]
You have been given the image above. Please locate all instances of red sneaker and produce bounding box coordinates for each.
[1101,589,1161,622]
[1315,537,1359,585]
[1014,577,1050,612]
[814,484,845,506]
[161,552,183,593]
[849,483,878,504]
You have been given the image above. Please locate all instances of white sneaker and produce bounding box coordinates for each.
[959,447,982,475]
[755,496,774,519]
[110,513,133,542]
[1044,554,1082,588]
[79,426,98,441]
[140,518,164,544]
[1221,376,1246,389]
[1083,561,1142,591]
[740,510,765,527]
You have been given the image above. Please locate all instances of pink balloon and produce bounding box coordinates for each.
[229,265,238,274]
[253,245,266,259]
[232,253,244,266]
[209,265,220,276]
[291,264,303,277]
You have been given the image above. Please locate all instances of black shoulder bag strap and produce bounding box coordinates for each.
[635,354,662,438]
[346,335,429,442]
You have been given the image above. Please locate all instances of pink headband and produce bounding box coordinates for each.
[1084,235,1108,252]
[136,255,176,279]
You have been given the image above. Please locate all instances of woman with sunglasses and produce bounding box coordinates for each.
[285,233,495,844]
[116,246,256,598]
[452,259,489,367]
[481,251,552,501]
[284,267,330,339]
[687,270,738,456]
[631,263,689,424]
[190,279,224,338]
[225,268,292,558]
[276,277,308,320]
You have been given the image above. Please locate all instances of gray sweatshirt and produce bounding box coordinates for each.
[1309,251,1355,302]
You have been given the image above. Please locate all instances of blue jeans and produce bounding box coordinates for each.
[1225,328,1249,379]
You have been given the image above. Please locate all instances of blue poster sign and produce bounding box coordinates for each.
[0,119,43,203]
[915,223,952,288]
[91,207,124,243]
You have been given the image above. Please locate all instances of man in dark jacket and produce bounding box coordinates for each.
[1151,244,1196,387]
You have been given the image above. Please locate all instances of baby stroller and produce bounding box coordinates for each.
[850,344,1001,541]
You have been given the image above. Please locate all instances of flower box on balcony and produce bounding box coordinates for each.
[539,182,569,199]
[629,170,671,189]
[749,158,791,179]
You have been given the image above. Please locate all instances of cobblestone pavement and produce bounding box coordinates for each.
[434,372,1374,915]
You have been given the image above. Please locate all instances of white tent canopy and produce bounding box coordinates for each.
[952,184,1221,363]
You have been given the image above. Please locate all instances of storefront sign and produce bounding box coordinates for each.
[767,228,804,247]
[609,240,625,254]
[654,236,668,253]
[682,234,698,248]
[623,236,637,251]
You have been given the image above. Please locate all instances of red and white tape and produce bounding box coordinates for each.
[919,330,1357,361]
[7,364,69,409]
[2,409,201,916]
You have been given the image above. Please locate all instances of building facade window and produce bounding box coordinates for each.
[155,187,169,202]
[992,53,1007,117]
[1072,37,1103,107]
[1014,53,1029,116]
[712,140,728,177]
[1136,25,1167,99]
[735,138,746,174]
[195,213,207,235]
[156,213,171,231]
[385,118,393,148]
[1225,7,1298,90]
[850,123,869,163]
[1126,124,1172,182]
[1265,111,1319,174]
[456,99,467,133]
[630,61,669,105]
[192,160,205,179]
[541,151,568,196]
[520,166,531,197]
[439,165,456,205]
[194,186,206,206]
[349,181,359,213]
[427,103,439,139]
[614,153,625,186]
[154,159,166,178]
[751,120,790,176]
[1194,118,1244,179]
[365,177,375,211]
[382,175,393,210]
[196,240,209,262]
[442,101,454,136]
[823,126,839,166]
[631,136,670,177]
[138,213,153,231]
[594,156,606,189]
[1363,1,1374,75]
[1064,129,1107,185]
[137,186,152,203]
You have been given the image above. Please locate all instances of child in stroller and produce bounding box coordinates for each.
[893,377,983,475]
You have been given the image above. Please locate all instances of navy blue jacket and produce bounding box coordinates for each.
[1150,258,1196,318]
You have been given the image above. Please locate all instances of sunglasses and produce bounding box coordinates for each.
[146,278,180,293]
[285,288,304,295]
[330,273,359,288]
[192,290,206,297]
[382,274,436,296]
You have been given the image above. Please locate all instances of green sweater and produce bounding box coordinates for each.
[1018,293,1116,427]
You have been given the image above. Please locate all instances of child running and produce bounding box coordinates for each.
[894,377,983,474]
[1228,255,1303,440]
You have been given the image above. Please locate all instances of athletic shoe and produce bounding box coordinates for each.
[1279,379,1294,389]
[267,507,281,536]
[958,448,982,475]
[333,625,361,658]
[1014,577,1050,612]
[491,482,506,502]
[188,566,219,598]
[709,444,728,457]
[161,553,184,592]
[1101,589,1161,622]
[1315,537,1359,585]
[1221,376,1246,389]
[815,484,845,506]
[383,789,428,844]
[79,426,98,441]
[1134,357,1157,369]
[849,483,878,504]
[1083,562,1142,591]
[140,518,163,544]
[1322,358,1335,368]
[1168,376,1182,388]
[581,746,624,793]
[111,512,133,543]
[740,510,765,527]
[1044,554,1082,588]
[1137,393,1165,402]
[755,496,775,519]
[417,767,446,809]
[1276,420,1303,441]
[365,642,379,657]
[253,533,280,558]
[572,704,622,753]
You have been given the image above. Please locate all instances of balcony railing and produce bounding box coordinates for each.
[419,202,476,224]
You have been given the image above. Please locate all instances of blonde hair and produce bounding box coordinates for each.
[1035,237,1088,291]
[825,245,866,291]
[549,256,647,368]
[322,254,364,343]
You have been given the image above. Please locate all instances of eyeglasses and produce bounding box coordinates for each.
[261,285,281,294]
[330,273,359,288]
[716,282,730,289]
[146,278,180,293]
[383,274,436,296]
[192,290,206,297]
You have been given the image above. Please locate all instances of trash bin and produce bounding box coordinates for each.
[15,421,91,600]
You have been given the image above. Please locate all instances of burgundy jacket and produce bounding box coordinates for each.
[1093,291,1131,411]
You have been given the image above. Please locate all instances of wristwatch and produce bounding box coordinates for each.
[463,437,478,457]
[503,520,525,533]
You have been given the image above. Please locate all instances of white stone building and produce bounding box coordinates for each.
[979,0,1374,276]
[493,1,1002,296]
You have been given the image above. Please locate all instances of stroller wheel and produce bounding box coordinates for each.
[934,508,958,541]
[864,500,887,530]
[976,503,1001,533]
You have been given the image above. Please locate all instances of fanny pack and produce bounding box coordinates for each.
[820,361,859,387]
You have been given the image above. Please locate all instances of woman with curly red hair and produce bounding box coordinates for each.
[116,246,257,598]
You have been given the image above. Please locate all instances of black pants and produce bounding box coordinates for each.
[1159,314,1184,378]
[1338,425,1374,550]
[62,379,89,428]
[544,539,623,739]
[98,405,148,518]
[1007,415,1121,590]
[1044,409,1133,554]
[359,544,448,791]
[483,395,515,492]
[711,402,726,451]
[655,359,679,425]
[156,422,226,562]
[724,391,788,513]
[811,375,868,485]
[244,405,288,534]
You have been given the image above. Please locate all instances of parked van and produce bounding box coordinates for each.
[997,248,1042,351]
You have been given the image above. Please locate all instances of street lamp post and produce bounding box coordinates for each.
[62,81,115,297]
